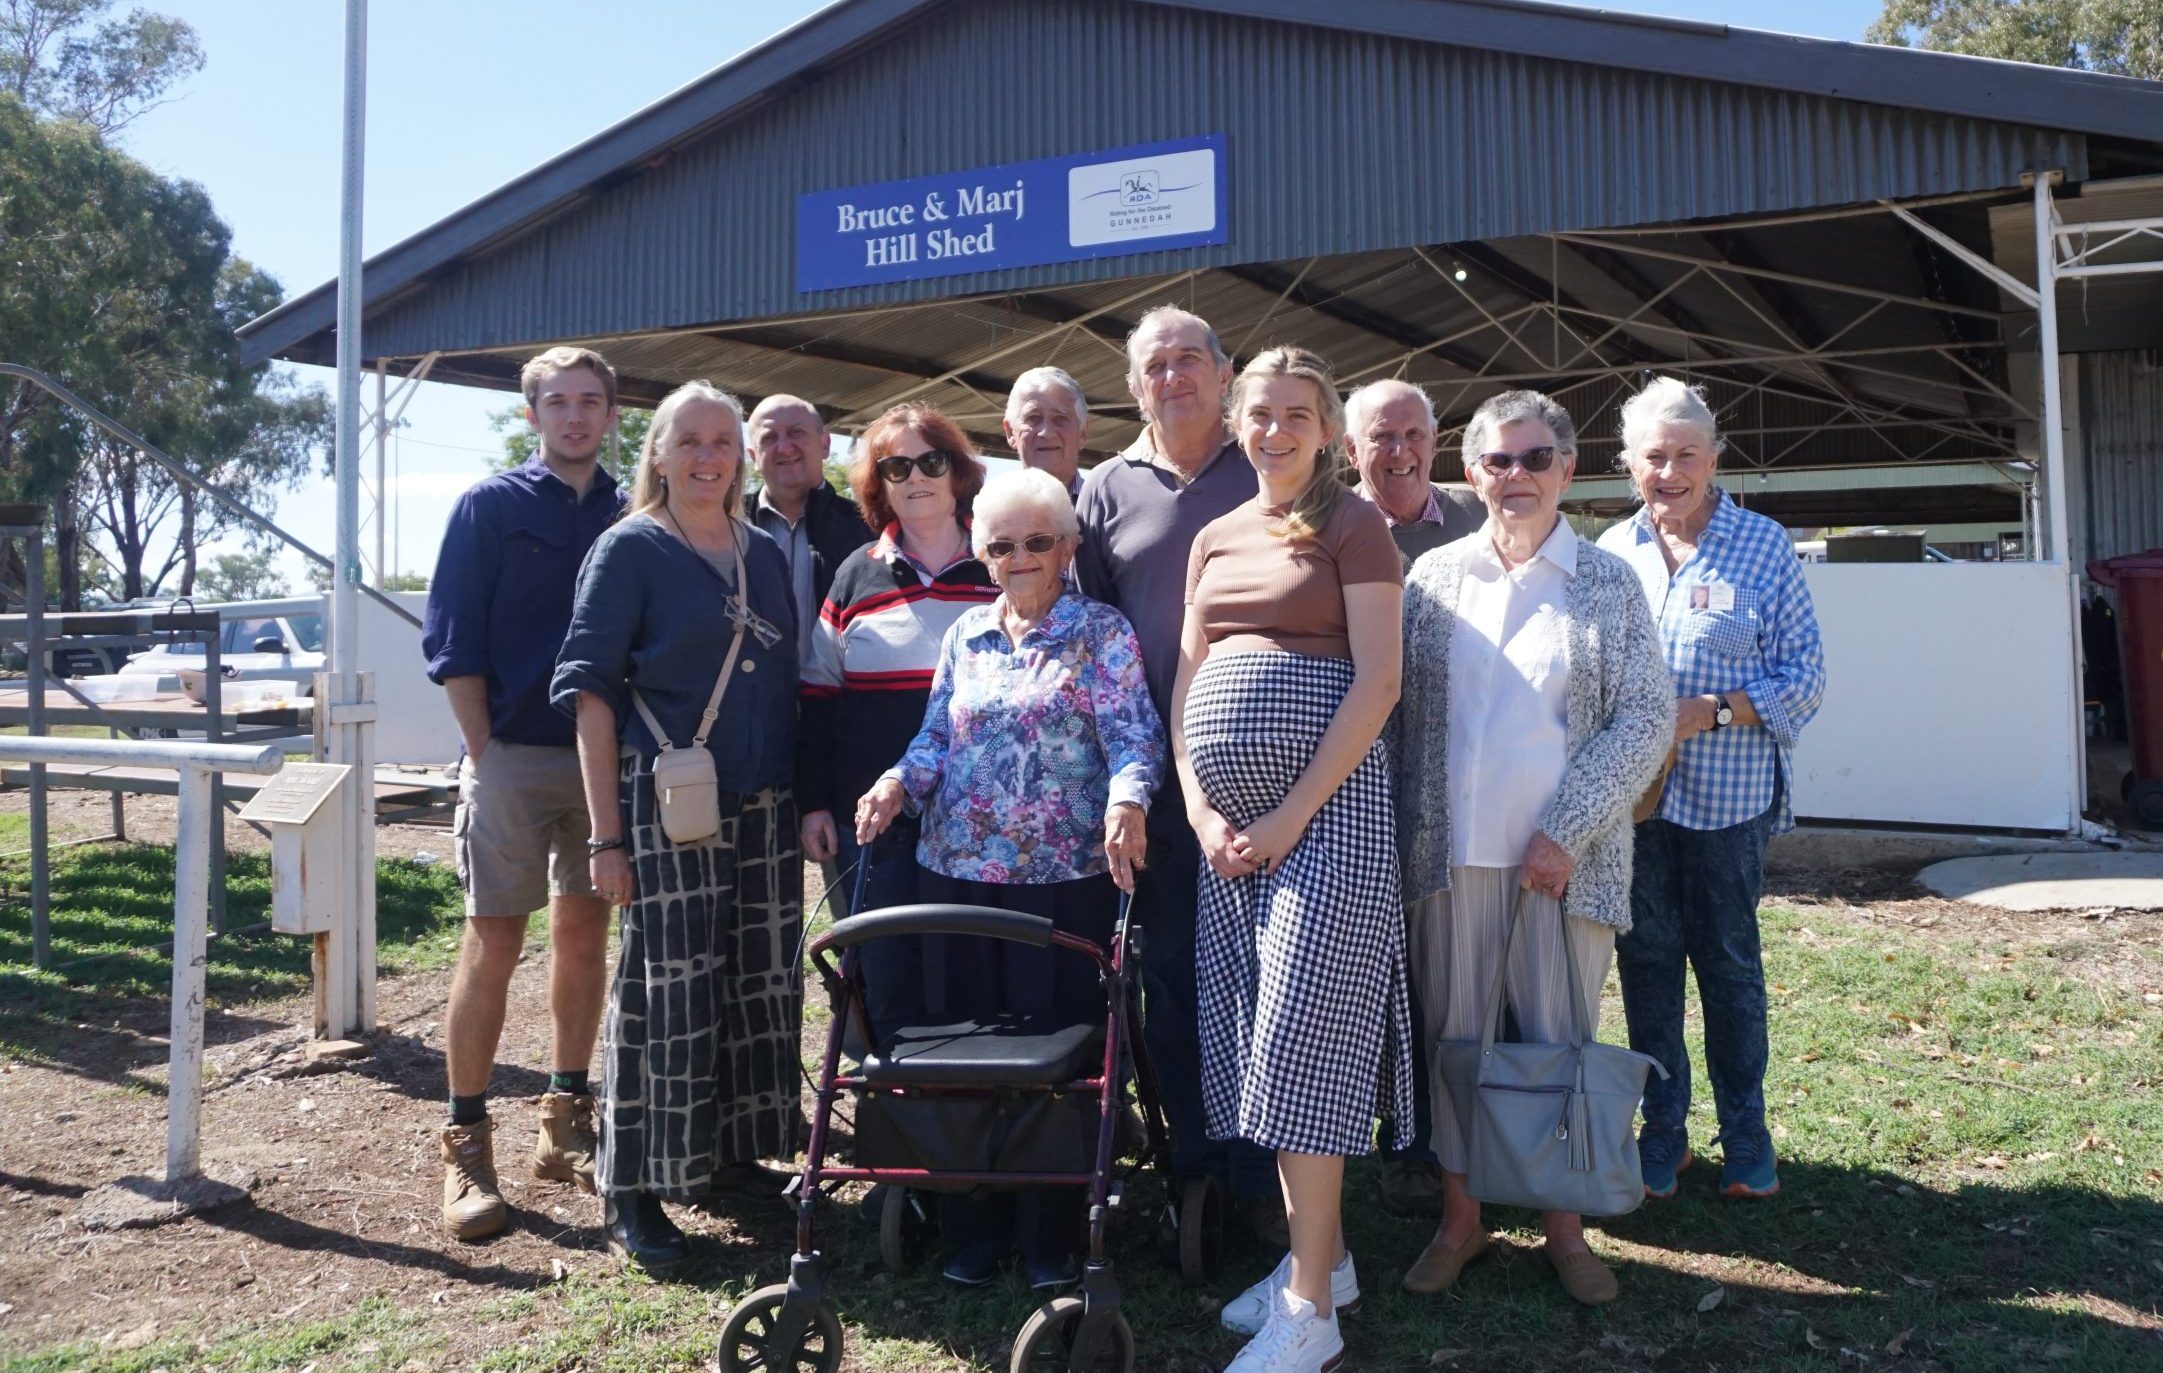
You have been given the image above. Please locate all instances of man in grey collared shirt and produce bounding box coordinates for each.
[748,394,874,662]
[1073,306,1282,1245]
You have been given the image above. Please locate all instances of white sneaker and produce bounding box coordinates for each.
[1221,1250,1360,1335]
[1224,1286,1345,1373]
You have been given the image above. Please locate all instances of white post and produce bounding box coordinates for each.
[322,0,378,1039]
[374,360,387,589]
[2033,174,2071,566]
[2033,171,2085,833]
[167,763,212,1182]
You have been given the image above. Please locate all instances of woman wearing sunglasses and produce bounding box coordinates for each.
[1393,389,1672,1307]
[857,467,1163,1290]
[1174,346,1412,1373]
[798,404,995,1038]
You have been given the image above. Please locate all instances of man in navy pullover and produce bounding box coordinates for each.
[421,347,626,1240]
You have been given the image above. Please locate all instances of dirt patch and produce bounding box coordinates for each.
[0,796,833,1363]
[0,911,775,1361]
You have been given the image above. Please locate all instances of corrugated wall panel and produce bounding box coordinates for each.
[362,0,2085,360]
[2082,349,2163,563]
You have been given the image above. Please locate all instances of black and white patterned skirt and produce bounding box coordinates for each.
[598,755,804,1199]
[1187,651,1413,1157]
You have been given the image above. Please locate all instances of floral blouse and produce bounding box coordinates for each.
[884,591,1165,885]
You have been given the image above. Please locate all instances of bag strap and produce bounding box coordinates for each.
[633,517,751,754]
[1476,885,1597,1058]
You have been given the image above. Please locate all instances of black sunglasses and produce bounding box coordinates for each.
[983,533,1061,561]
[1476,445,1560,475]
[875,450,955,483]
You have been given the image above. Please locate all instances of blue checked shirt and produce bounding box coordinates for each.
[1597,489,1826,833]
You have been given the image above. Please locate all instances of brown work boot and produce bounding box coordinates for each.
[441,1119,508,1240]
[533,1092,597,1195]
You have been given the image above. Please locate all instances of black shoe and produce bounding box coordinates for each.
[709,1159,798,1199]
[605,1192,690,1273]
[1025,1254,1080,1291]
[941,1240,1004,1287]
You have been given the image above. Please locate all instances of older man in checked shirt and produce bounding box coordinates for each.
[1598,377,1826,1205]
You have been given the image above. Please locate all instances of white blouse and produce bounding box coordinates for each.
[1446,519,1576,869]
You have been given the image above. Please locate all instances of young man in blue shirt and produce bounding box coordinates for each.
[422,346,627,1240]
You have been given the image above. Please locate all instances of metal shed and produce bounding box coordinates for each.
[242,0,2163,834]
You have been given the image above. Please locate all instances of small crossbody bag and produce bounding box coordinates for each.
[629,520,748,846]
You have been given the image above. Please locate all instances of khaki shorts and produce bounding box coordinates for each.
[453,739,598,916]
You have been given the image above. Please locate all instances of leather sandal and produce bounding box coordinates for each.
[1402,1227,1491,1294]
[1543,1243,1619,1306]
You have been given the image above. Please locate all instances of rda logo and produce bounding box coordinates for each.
[1067,142,1219,249]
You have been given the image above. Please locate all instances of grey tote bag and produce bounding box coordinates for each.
[1435,891,1668,1218]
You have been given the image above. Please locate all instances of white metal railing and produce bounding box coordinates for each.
[0,735,286,1181]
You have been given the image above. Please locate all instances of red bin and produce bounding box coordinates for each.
[2088,549,2163,829]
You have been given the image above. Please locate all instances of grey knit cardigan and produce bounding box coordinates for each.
[1392,534,1675,930]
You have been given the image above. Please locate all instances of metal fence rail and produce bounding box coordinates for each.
[0,735,286,1181]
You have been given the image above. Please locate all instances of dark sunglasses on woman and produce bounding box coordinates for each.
[875,450,955,483]
[1476,445,1559,474]
[983,533,1061,561]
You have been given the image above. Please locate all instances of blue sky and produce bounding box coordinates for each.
[115,0,1884,586]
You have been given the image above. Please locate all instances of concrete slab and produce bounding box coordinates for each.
[1919,851,2163,911]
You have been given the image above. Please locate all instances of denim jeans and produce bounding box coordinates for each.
[1138,808,1279,1199]
[1616,802,1777,1146]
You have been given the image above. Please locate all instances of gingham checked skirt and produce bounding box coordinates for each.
[1188,651,1414,1157]
[598,757,804,1199]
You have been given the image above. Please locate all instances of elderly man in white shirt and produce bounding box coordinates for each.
[1392,389,1673,1309]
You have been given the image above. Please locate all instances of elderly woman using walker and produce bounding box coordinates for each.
[552,381,803,1272]
[1174,346,1412,1373]
[857,467,1163,1292]
[1394,389,1673,1307]
[1596,377,1826,1202]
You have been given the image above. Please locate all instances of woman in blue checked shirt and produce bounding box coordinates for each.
[1596,377,1826,1203]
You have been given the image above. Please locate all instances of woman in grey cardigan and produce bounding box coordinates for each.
[1392,390,1673,1308]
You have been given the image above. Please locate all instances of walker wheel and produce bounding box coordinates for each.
[878,1186,934,1273]
[2129,778,2163,831]
[717,1284,843,1373]
[1176,1175,1225,1284]
[1009,1296,1136,1373]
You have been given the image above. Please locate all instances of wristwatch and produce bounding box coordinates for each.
[1711,694,1735,731]
[586,836,626,854]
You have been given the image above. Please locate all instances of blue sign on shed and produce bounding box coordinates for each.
[796,134,1228,293]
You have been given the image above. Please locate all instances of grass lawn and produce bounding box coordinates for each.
[0,839,464,1065]
[5,896,2159,1372]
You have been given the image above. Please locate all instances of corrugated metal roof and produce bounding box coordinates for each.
[241,0,2139,368]
[2080,349,2163,565]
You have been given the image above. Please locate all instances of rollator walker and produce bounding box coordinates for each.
[718,863,1225,1373]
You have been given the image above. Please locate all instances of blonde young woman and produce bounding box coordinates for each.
[1173,346,1412,1373]
[552,381,803,1272]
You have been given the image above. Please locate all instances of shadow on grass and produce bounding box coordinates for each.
[666,1154,2163,1373]
[0,844,462,1081]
